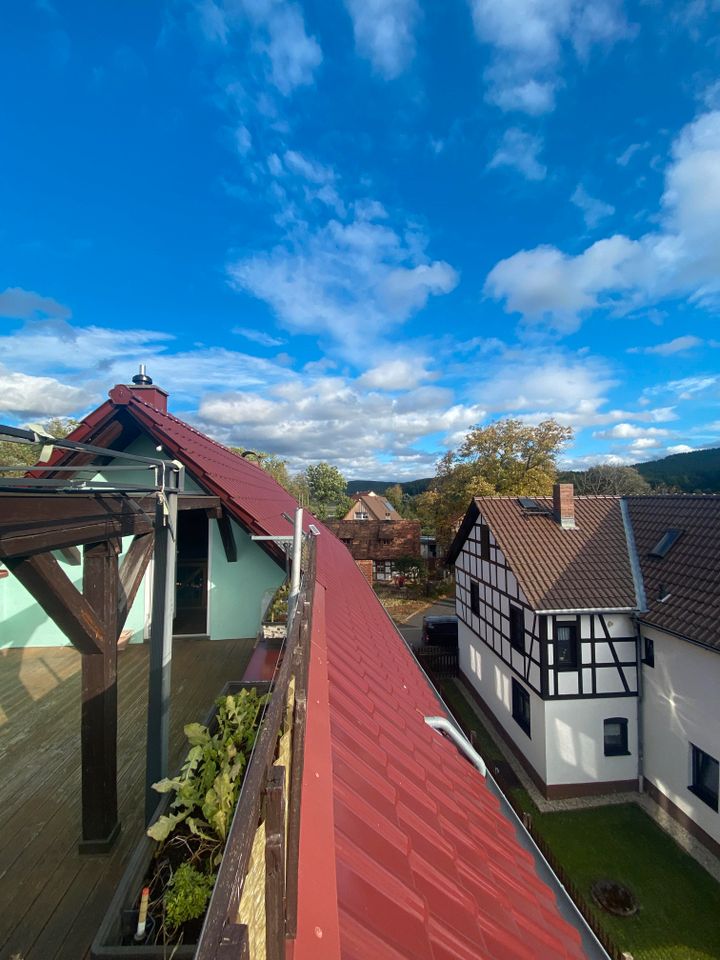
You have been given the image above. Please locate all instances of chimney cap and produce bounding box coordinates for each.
[132,363,153,386]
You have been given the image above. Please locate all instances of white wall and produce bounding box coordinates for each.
[459,620,548,783]
[545,697,638,785]
[642,626,720,848]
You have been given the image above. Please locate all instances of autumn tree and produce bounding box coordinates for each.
[430,418,573,546]
[0,417,80,478]
[566,465,651,496]
[302,462,352,520]
[384,483,405,514]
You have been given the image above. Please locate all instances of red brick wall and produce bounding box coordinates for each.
[356,560,373,584]
[325,519,422,561]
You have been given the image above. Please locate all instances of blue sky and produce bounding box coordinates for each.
[1,0,719,479]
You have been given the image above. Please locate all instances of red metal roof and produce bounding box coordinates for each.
[59,386,588,959]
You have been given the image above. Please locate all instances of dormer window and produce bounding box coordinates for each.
[355,511,369,520]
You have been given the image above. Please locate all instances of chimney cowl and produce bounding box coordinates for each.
[132,363,153,386]
[108,365,169,413]
[553,483,575,529]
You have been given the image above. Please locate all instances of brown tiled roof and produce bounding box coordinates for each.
[344,492,403,522]
[627,495,720,650]
[467,496,636,611]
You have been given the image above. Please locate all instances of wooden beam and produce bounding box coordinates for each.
[0,494,155,559]
[217,511,237,563]
[264,765,286,960]
[177,494,222,516]
[4,552,103,655]
[117,532,154,634]
[58,545,81,565]
[79,539,121,852]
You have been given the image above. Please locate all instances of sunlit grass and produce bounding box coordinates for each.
[438,679,720,960]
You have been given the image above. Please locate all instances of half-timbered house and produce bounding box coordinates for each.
[448,485,641,799]
[448,484,720,857]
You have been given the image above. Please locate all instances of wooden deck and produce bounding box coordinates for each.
[0,638,255,960]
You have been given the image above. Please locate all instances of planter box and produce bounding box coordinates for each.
[91,680,272,959]
[260,623,287,648]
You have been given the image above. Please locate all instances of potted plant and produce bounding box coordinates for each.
[91,680,271,959]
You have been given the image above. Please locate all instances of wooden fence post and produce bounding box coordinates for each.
[265,765,286,960]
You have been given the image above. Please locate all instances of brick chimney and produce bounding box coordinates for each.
[108,365,168,413]
[553,483,575,529]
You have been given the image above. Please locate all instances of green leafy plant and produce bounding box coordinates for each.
[164,862,216,931]
[142,687,269,945]
[147,689,267,851]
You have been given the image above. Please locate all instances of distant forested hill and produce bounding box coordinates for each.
[346,478,433,496]
[635,447,720,492]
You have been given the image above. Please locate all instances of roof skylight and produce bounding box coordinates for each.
[649,528,683,558]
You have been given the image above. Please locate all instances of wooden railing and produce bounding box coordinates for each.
[195,535,315,960]
[415,644,459,679]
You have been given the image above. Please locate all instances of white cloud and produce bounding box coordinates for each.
[616,141,649,166]
[227,214,458,360]
[197,0,321,95]
[642,374,719,401]
[196,376,485,474]
[468,0,630,114]
[358,359,428,391]
[476,352,617,419]
[486,109,720,329]
[627,334,704,355]
[0,287,71,321]
[234,123,252,155]
[282,149,334,183]
[0,367,89,417]
[344,0,420,79]
[488,128,547,180]
[232,326,286,347]
[593,423,671,439]
[666,443,695,454]
[571,184,615,227]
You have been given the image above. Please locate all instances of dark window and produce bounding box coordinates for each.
[480,523,490,560]
[690,744,719,811]
[555,622,579,669]
[509,605,525,653]
[604,718,629,756]
[512,679,531,737]
[643,635,655,667]
[470,580,480,616]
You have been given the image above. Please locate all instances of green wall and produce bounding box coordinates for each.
[0,433,285,648]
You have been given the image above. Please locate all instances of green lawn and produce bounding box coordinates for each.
[438,680,720,960]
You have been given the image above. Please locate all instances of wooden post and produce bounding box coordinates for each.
[145,466,179,823]
[79,538,121,853]
[265,765,286,960]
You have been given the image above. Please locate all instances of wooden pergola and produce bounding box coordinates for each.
[0,487,222,852]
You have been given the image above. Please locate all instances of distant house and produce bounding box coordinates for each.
[325,517,421,583]
[342,489,403,522]
[448,484,720,857]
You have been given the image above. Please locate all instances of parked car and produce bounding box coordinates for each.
[421,615,458,649]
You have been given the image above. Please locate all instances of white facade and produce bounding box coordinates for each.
[642,625,720,850]
[455,511,639,794]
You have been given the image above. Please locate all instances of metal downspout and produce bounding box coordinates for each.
[620,497,647,791]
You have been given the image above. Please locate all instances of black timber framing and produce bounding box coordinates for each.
[455,516,638,702]
[0,488,220,851]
